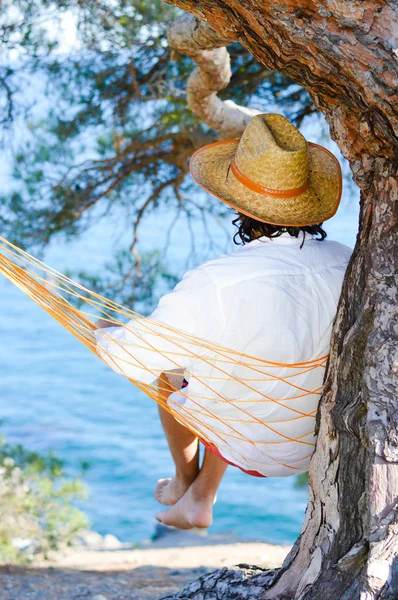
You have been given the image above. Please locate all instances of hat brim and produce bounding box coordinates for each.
[189,139,342,227]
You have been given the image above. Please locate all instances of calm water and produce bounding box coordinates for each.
[0,151,359,545]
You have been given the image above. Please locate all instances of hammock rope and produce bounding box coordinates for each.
[0,235,328,476]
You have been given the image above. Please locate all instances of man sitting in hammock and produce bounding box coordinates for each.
[95,114,352,530]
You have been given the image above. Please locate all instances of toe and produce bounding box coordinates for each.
[157,478,171,487]
[154,478,171,499]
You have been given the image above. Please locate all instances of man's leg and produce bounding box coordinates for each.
[155,448,228,529]
[155,372,200,506]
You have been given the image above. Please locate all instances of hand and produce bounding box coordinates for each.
[163,369,185,390]
[94,318,120,329]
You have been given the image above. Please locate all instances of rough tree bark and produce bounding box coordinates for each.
[162,2,398,599]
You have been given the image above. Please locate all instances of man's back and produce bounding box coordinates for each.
[165,232,352,476]
[199,231,351,363]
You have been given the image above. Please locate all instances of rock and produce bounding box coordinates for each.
[73,530,103,549]
[93,595,108,600]
[11,537,40,554]
[72,530,126,551]
[12,537,33,551]
[102,534,122,550]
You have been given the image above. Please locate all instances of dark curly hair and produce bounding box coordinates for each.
[232,213,327,248]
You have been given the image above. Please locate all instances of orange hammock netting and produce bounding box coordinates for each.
[0,235,327,478]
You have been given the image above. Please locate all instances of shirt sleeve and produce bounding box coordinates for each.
[94,266,222,385]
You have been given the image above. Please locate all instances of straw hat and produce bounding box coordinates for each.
[189,113,342,227]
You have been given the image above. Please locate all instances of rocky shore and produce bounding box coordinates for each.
[0,527,290,599]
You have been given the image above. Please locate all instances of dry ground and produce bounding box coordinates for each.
[0,529,290,600]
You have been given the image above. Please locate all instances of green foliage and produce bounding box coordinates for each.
[0,0,316,304]
[0,436,89,565]
[295,471,309,488]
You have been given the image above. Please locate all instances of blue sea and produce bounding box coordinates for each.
[0,138,359,547]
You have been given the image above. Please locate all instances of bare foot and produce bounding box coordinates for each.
[155,485,214,529]
[154,477,192,506]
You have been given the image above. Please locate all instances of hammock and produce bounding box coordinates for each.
[0,235,327,478]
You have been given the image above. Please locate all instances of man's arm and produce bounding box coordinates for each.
[94,266,222,386]
[95,319,184,389]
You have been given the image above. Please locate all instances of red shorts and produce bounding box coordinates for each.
[202,440,266,478]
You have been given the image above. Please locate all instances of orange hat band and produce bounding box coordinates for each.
[230,159,310,199]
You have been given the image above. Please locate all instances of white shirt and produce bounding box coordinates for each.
[96,231,352,477]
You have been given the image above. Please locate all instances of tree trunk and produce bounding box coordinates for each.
[162,2,398,598]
